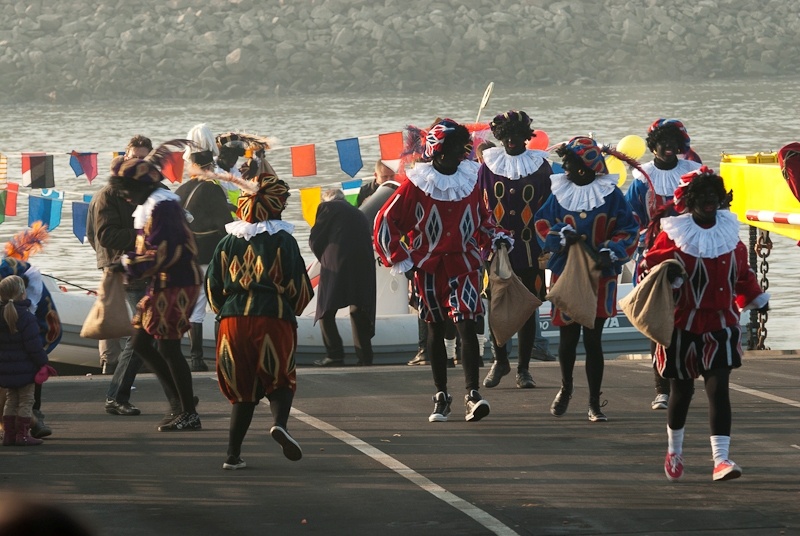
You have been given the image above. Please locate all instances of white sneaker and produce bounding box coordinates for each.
[651,393,669,410]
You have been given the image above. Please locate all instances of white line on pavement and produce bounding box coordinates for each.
[290,408,520,536]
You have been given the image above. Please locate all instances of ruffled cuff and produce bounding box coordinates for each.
[740,292,770,311]
[491,232,515,252]
[599,247,618,262]
[390,258,414,276]
[558,223,576,247]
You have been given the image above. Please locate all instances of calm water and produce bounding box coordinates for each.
[1,77,799,348]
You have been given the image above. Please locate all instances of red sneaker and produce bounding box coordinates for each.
[713,460,742,481]
[664,452,684,481]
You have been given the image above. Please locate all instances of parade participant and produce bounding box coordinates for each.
[479,110,554,390]
[206,160,313,470]
[626,119,703,411]
[311,188,376,367]
[87,135,152,416]
[641,167,768,482]
[357,159,396,207]
[535,136,638,422]
[114,140,203,431]
[374,118,511,423]
[0,276,49,446]
[0,225,62,440]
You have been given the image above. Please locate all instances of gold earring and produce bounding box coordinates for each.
[578,169,586,176]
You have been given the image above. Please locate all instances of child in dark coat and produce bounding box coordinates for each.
[0,275,49,446]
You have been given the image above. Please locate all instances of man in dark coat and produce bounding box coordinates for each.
[310,188,376,366]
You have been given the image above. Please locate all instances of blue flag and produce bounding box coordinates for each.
[72,201,90,243]
[336,138,363,178]
[29,195,63,231]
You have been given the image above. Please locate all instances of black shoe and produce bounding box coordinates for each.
[482,360,511,388]
[270,426,302,461]
[160,396,200,425]
[191,358,209,372]
[465,390,490,422]
[428,391,453,422]
[30,409,53,438]
[314,357,345,367]
[222,456,246,470]
[105,399,141,416]
[532,348,558,362]
[588,394,609,422]
[407,350,428,366]
[356,361,373,366]
[551,385,574,417]
[515,370,536,389]
[158,412,202,431]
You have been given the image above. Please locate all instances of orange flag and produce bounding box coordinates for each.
[5,182,19,216]
[160,152,185,183]
[291,144,317,177]
[379,132,403,160]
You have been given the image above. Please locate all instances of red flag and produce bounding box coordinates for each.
[291,144,317,177]
[160,152,185,183]
[5,182,18,216]
[21,153,55,188]
[379,132,403,161]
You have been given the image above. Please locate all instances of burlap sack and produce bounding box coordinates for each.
[488,247,542,347]
[80,269,135,340]
[618,259,684,347]
[545,242,601,329]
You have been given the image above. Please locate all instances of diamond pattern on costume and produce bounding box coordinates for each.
[460,277,479,311]
[268,248,284,285]
[459,209,475,248]
[376,219,393,260]
[218,335,241,400]
[493,203,505,223]
[521,204,533,226]
[689,261,709,306]
[425,204,442,249]
[702,330,720,371]
[259,333,281,388]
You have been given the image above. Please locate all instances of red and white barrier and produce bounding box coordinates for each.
[745,210,800,226]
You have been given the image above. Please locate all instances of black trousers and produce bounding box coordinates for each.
[320,306,374,364]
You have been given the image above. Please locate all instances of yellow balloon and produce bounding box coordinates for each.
[617,134,647,160]
[605,155,627,187]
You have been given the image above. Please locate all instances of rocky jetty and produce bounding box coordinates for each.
[2,0,798,102]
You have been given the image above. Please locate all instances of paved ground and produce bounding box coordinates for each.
[2,356,799,536]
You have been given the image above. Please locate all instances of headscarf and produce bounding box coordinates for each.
[648,119,691,154]
[563,136,608,175]
[236,158,290,223]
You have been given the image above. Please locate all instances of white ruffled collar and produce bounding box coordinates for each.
[225,220,295,241]
[407,160,479,201]
[634,159,703,196]
[482,147,550,180]
[550,173,618,212]
[661,210,740,258]
[132,188,182,229]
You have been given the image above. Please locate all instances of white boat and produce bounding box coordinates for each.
[43,182,649,368]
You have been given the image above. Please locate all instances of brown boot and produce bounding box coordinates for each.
[15,417,43,446]
[2,416,16,447]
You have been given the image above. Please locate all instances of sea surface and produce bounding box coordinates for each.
[1,77,798,349]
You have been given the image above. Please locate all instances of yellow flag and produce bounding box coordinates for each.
[300,186,321,227]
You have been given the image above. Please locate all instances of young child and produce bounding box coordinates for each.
[0,275,49,446]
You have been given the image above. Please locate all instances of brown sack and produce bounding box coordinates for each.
[545,242,601,329]
[80,269,135,340]
[618,259,684,347]
[488,246,542,347]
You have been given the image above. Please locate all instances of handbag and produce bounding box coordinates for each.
[618,259,684,347]
[488,246,542,347]
[545,242,601,329]
[80,269,135,340]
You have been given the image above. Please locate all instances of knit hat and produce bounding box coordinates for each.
[562,136,608,175]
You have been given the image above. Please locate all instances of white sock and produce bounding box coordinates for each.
[667,426,685,456]
[476,333,486,357]
[445,338,456,360]
[710,435,731,465]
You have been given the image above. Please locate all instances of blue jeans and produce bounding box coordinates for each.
[106,287,146,403]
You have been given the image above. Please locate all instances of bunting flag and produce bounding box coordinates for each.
[4,182,19,216]
[69,151,99,182]
[72,201,90,243]
[300,186,321,227]
[341,179,362,206]
[291,144,317,177]
[336,138,363,178]
[28,194,63,230]
[0,191,5,224]
[21,153,55,188]
[83,193,93,202]
[378,132,404,161]
[0,152,7,180]
[160,152,184,183]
